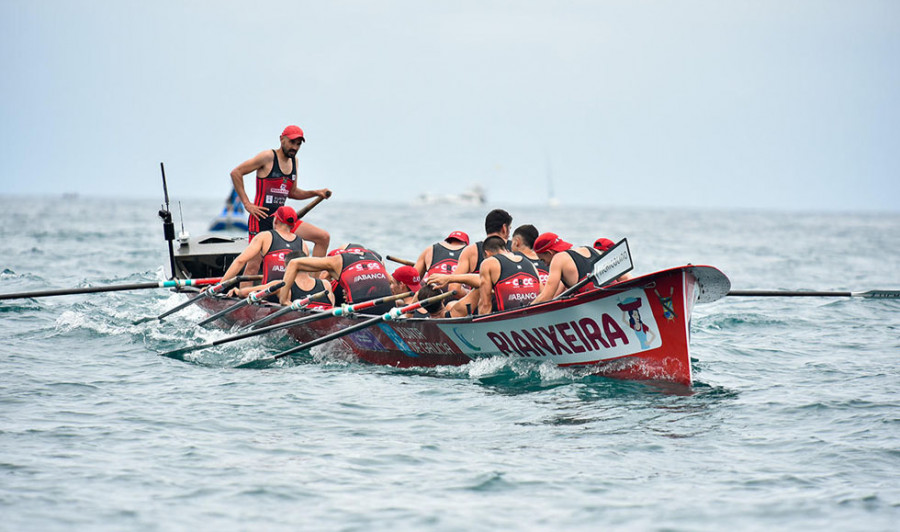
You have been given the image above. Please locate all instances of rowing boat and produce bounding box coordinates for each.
[172,232,729,385]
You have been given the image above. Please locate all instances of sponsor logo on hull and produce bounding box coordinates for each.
[437,288,660,364]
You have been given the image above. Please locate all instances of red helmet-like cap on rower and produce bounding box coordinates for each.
[593,238,615,252]
[282,125,305,140]
[392,266,422,292]
[274,206,301,232]
[533,232,573,254]
[445,231,470,245]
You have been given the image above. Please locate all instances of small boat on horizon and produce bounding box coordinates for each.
[209,188,249,232]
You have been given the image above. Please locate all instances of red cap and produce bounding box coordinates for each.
[282,125,305,140]
[274,206,301,231]
[445,231,470,245]
[533,232,572,254]
[593,238,615,252]
[392,266,422,292]
[327,248,347,257]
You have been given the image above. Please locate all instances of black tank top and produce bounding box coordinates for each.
[473,239,511,273]
[262,230,305,284]
[491,254,540,312]
[290,278,332,309]
[517,253,549,286]
[564,247,602,290]
[425,243,463,278]
[250,150,296,235]
[338,246,393,314]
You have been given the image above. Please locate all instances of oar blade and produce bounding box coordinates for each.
[856,290,900,299]
[234,357,279,370]
[159,343,208,361]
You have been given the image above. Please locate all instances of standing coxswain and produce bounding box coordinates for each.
[230,125,332,266]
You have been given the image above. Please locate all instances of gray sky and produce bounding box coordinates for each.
[1,1,898,211]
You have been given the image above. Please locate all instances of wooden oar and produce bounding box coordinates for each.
[197,282,285,326]
[295,190,332,219]
[237,289,329,331]
[159,290,413,361]
[386,255,415,266]
[727,290,900,298]
[0,277,225,301]
[235,290,456,369]
[133,275,262,325]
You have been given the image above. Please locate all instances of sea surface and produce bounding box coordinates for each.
[1,195,898,531]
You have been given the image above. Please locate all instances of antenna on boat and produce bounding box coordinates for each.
[158,162,177,280]
[177,201,190,244]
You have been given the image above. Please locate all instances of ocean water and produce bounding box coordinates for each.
[1,195,898,531]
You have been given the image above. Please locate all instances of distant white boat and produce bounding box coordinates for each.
[417,185,486,206]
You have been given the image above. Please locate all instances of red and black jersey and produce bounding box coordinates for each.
[249,150,296,237]
[518,253,549,286]
[491,254,541,312]
[262,230,305,284]
[338,247,392,313]
[424,242,463,279]
[473,239,511,274]
[290,278,332,310]
[564,247,602,293]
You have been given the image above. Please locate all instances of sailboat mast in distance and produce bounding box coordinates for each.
[547,158,560,207]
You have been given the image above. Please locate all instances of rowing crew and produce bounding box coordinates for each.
[214,205,629,319]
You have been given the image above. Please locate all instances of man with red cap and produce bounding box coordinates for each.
[413,230,469,280]
[218,205,309,300]
[530,232,603,305]
[390,265,422,306]
[230,125,332,258]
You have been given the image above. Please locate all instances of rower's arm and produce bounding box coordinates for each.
[477,259,498,315]
[428,272,481,289]
[221,237,266,282]
[230,151,271,218]
[532,256,564,305]
[414,247,430,278]
[454,245,476,275]
[288,179,331,201]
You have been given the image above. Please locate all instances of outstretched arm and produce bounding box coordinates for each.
[428,272,481,289]
[221,237,266,282]
[289,178,331,201]
[279,256,341,304]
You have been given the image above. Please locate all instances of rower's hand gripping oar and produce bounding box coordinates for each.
[235,290,457,369]
[132,275,262,325]
[237,289,330,331]
[197,282,285,327]
[159,290,413,361]
[0,276,227,301]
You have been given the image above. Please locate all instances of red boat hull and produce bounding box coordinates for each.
[193,265,729,386]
